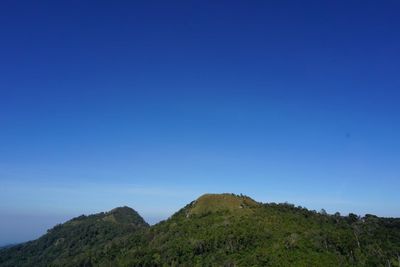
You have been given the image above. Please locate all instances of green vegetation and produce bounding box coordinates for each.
[1,194,399,266]
[187,193,259,216]
[0,207,148,267]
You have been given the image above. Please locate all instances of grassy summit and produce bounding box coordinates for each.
[187,193,259,216]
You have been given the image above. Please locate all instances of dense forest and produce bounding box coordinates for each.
[1,193,399,266]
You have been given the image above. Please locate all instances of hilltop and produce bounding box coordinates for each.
[0,206,149,266]
[1,193,400,266]
[186,193,259,216]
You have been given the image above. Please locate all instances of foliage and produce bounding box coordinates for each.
[1,194,399,267]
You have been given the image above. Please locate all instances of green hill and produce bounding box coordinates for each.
[0,206,148,266]
[1,194,400,266]
[187,193,259,216]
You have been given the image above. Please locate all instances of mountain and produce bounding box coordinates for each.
[0,206,149,266]
[1,194,400,266]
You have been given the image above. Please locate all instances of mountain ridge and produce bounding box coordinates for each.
[1,193,400,266]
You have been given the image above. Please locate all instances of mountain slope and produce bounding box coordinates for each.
[0,207,148,267]
[1,194,400,266]
[127,194,400,266]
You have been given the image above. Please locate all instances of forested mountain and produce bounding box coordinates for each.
[1,194,399,266]
[0,206,149,266]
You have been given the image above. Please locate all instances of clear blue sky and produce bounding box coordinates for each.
[1,0,400,245]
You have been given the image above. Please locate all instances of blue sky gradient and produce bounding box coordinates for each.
[1,0,400,245]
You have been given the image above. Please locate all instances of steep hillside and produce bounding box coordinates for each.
[127,195,400,266]
[1,194,400,267]
[0,207,148,267]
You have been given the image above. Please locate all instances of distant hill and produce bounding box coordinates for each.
[1,193,400,266]
[0,206,148,266]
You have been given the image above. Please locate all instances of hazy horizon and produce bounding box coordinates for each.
[1,1,400,245]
